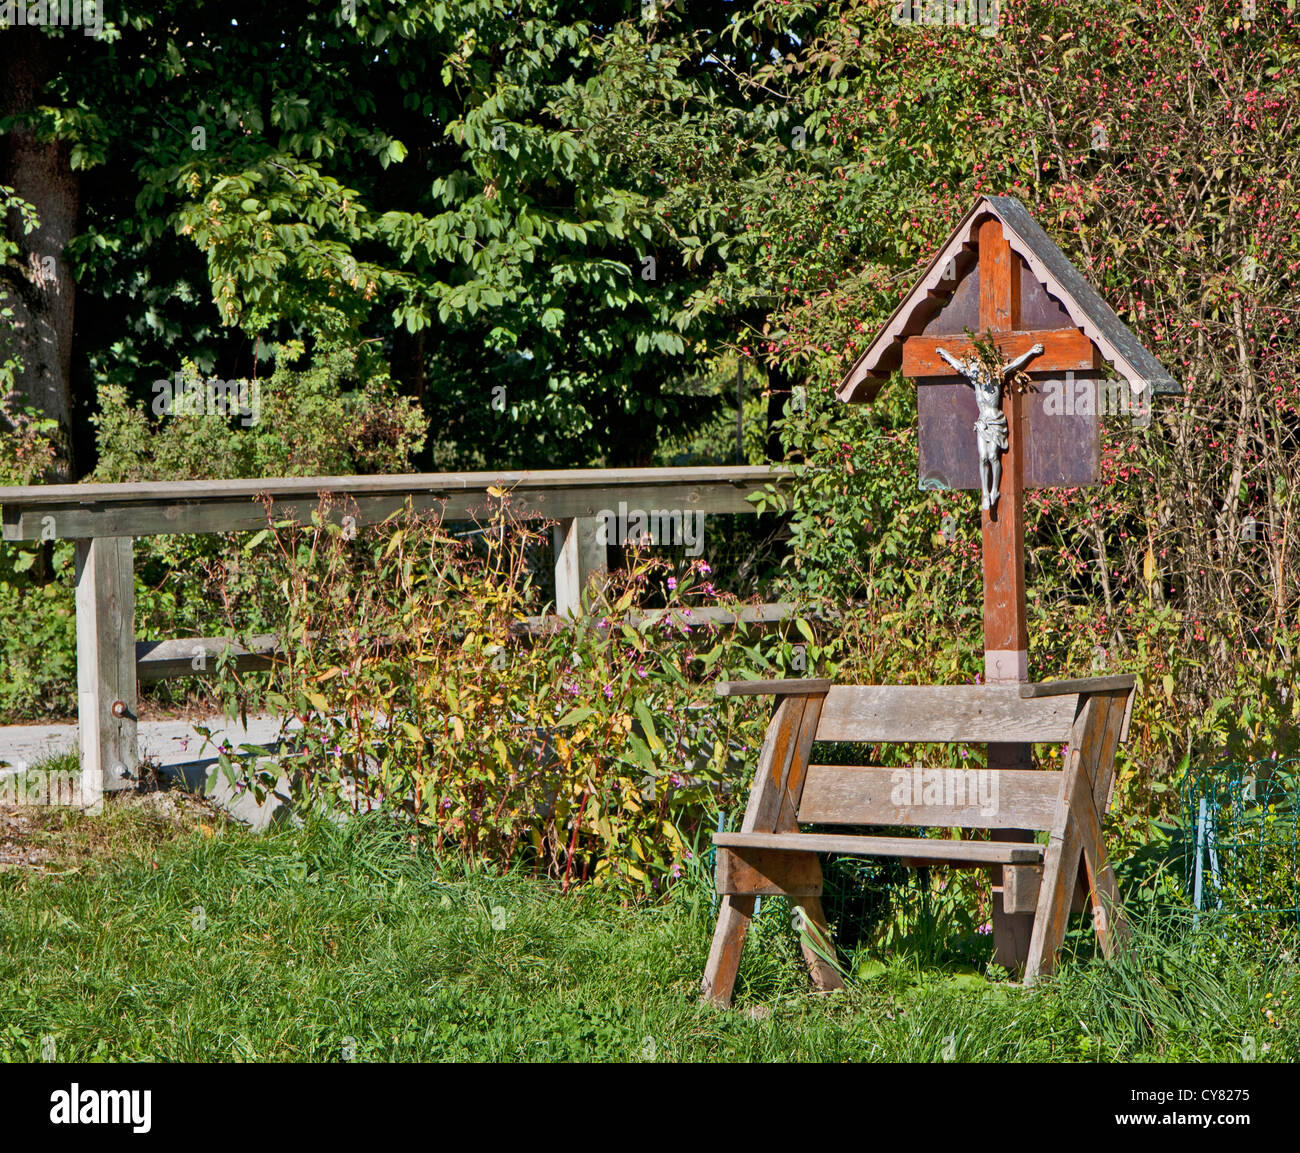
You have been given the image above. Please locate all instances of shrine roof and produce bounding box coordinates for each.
[837,195,1182,403]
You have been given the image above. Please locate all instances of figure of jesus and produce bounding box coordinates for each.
[934,342,1044,511]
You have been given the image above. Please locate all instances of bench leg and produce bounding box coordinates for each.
[794,894,845,993]
[1024,811,1083,985]
[701,895,755,1008]
[991,861,1036,972]
[1026,690,1129,984]
[1070,777,1131,960]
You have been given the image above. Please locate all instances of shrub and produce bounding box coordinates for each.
[205,497,820,895]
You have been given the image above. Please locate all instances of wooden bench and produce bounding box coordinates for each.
[700,675,1136,1007]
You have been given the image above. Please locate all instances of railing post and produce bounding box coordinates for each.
[553,516,607,618]
[74,536,138,811]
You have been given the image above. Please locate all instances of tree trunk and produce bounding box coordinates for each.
[1,27,79,479]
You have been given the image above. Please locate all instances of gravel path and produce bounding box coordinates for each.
[0,714,296,829]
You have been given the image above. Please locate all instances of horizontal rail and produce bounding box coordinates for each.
[3,467,797,805]
[136,636,281,683]
[135,605,805,683]
[715,678,834,697]
[1,466,792,541]
[797,764,1062,830]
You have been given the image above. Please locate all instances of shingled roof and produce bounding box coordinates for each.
[836,195,1181,403]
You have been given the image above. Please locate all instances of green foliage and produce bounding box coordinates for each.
[203,501,815,895]
[0,812,1293,1061]
[0,185,40,404]
[0,394,58,488]
[1181,760,1300,931]
[90,338,425,482]
[0,539,77,719]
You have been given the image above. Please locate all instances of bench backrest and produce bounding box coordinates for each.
[814,685,1078,744]
[797,765,1061,830]
[792,683,1129,832]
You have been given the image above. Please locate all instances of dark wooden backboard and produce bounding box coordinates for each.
[916,254,1101,491]
[917,378,1101,491]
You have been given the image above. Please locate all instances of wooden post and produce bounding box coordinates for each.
[74,536,138,810]
[977,219,1037,971]
[553,516,607,618]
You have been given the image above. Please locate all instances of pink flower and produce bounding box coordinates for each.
[667,577,677,591]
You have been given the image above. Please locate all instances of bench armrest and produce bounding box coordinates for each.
[715,678,833,697]
[1018,674,1136,699]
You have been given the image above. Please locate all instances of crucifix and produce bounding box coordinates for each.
[934,340,1044,512]
[839,198,1179,973]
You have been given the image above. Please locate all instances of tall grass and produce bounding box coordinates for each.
[0,811,1293,1062]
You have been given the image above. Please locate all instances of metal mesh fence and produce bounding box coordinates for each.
[1181,759,1300,928]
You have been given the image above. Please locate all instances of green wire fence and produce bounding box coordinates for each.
[1181,759,1300,929]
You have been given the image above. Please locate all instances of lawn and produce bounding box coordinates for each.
[0,794,1295,1063]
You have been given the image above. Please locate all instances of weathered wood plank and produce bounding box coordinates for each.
[814,685,1077,743]
[135,635,280,683]
[902,329,1097,378]
[776,693,826,832]
[700,696,802,1006]
[1,467,790,541]
[700,895,755,1007]
[1068,768,1130,958]
[713,831,1045,865]
[742,696,807,835]
[3,484,766,542]
[0,465,789,504]
[771,694,843,993]
[75,537,137,808]
[796,764,1062,830]
[1019,675,1136,699]
[1024,693,1114,983]
[1003,862,1043,914]
[553,516,607,618]
[715,847,824,897]
[715,678,834,697]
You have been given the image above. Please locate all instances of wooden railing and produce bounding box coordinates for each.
[1,466,792,808]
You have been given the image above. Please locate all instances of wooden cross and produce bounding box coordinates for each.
[839,195,1178,976]
[899,219,1100,969]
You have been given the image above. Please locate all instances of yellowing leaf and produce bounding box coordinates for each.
[1143,546,1156,585]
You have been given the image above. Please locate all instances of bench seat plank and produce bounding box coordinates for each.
[714,831,1045,865]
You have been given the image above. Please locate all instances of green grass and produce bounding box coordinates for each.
[0,804,1295,1062]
